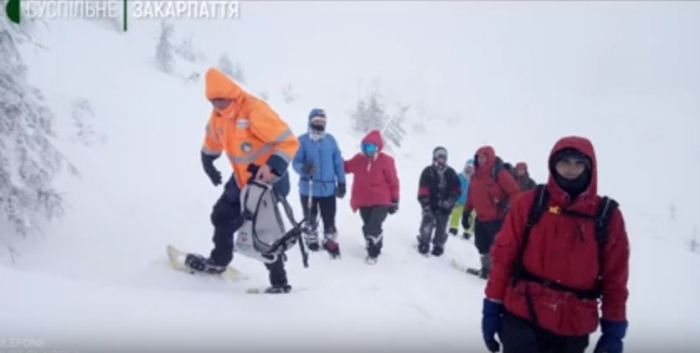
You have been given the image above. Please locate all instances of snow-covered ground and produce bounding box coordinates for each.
[2,1,700,352]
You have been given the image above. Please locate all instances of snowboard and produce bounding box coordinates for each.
[450,258,485,279]
[245,287,308,294]
[166,244,248,281]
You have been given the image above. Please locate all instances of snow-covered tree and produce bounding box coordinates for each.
[0,14,78,241]
[70,98,102,146]
[175,37,196,63]
[281,83,296,104]
[155,21,175,73]
[218,52,234,77]
[350,89,388,134]
[383,103,409,149]
[217,53,245,83]
[349,82,409,151]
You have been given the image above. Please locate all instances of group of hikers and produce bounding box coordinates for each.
[183,68,630,353]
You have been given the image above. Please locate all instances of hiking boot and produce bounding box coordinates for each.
[462,232,472,241]
[323,239,341,258]
[184,253,226,275]
[449,228,458,236]
[417,241,430,255]
[431,245,444,257]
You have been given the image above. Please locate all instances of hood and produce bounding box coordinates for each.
[515,162,529,178]
[205,68,245,102]
[474,146,496,173]
[547,136,598,204]
[361,130,384,152]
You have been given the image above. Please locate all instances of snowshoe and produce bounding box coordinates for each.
[246,284,292,294]
[166,244,246,281]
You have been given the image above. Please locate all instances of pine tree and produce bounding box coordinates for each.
[0,15,78,240]
[155,21,175,73]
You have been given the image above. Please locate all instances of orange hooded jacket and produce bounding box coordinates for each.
[202,68,299,189]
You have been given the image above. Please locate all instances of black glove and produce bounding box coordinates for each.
[388,199,399,214]
[201,152,222,186]
[438,199,455,213]
[301,160,317,176]
[462,211,471,230]
[336,182,346,199]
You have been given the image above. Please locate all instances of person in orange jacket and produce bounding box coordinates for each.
[184,68,300,294]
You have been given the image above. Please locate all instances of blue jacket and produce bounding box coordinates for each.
[292,132,346,197]
[457,172,470,205]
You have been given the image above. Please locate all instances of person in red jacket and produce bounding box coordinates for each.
[481,136,629,353]
[344,130,400,264]
[462,146,521,278]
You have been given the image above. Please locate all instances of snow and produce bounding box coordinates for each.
[2,2,700,352]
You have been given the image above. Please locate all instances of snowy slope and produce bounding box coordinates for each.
[2,2,700,352]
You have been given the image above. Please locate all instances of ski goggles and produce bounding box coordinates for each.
[210,98,232,110]
[361,142,378,154]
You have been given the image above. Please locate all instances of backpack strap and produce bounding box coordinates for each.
[592,196,619,294]
[276,188,310,268]
[511,184,549,288]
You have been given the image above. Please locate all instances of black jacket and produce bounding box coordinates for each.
[417,165,461,213]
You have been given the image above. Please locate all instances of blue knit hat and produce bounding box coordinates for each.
[308,108,326,121]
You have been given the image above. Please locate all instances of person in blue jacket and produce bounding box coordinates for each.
[448,158,475,239]
[292,108,346,258]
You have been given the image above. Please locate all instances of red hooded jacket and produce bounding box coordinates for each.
[485,136,630,336]
[464,146,521,222]
[344,130,400,212]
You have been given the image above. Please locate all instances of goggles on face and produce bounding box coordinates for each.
[211,98,232,110]
[362,142,378,154]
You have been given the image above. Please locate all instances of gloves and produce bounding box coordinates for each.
[388,199,399,214]
[462,211,471,230]
[336,182,346,199]
[301,160,317,175]
[438,199,455,212]
[482,298,504,352]
[201,152,222,186]
[593,320,628,353]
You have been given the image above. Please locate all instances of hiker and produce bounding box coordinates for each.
[449,158,475,240]
[461,146,521,278]
[184,68,300,294]
[344,130,400,264]
[416,146,461,256]
[481,136,630,353]
[292,108,346,259]
[514,162,537,191]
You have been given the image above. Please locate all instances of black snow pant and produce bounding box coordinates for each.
[300,195,337,242]
[474,218,505,255]
[209,175,287,286]
[417,209,450,250]
[501,311,589,353]
[359,206,390,258]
